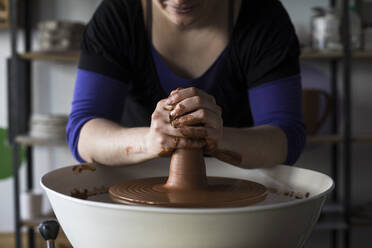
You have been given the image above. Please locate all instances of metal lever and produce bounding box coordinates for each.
[38,220,60,248]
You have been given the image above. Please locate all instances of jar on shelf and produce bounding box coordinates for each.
[311,7,342,51]
[349,5,362,50]
[364,26,372,51]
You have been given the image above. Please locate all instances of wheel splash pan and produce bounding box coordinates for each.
[41,158,334,248]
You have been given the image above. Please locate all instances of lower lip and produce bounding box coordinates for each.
[170,6,193,15]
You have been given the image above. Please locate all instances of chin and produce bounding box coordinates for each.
[170,15,196,27]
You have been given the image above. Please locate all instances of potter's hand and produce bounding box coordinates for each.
[145,98,207,157]
[167,87,223,152]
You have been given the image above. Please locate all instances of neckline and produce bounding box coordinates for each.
[151,43,228,83]
[146,0,245,81]
[138,0,246,98]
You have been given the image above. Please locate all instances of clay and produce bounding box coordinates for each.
[170,87,183,96]
[173,137,180,147]
[179,127,207,139]
[267,187,311,200]
[158,147,174,157]
[171,114,200,128]
[125,146,133,155]
[71,186,108,200]
[72,164,96,174]
[163,105,174,112]
[170,103,186,120]
[205,138,218,152]
[109,101,268,208]
[110,149,268,208]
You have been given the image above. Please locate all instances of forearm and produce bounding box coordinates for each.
[216,125,287,169]
[78,118,154,166]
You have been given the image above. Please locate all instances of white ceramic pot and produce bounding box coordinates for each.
[41,158,334,248]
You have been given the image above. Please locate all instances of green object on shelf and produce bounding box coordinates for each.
[0,128,25,180]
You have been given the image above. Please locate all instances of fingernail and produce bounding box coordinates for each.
[170,110,175,116]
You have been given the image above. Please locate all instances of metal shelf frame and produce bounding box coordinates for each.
[7,0,357,248]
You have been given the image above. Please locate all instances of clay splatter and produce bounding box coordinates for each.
[70,186,108,200]
[171,114,200,128]
[125,146,133,155]
[170,103,186,120]
[72,164,96,174]
[267,187,311,200]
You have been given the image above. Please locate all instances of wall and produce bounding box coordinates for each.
[0,0,371,246]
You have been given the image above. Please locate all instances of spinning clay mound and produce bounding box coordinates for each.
[109,149,268,208]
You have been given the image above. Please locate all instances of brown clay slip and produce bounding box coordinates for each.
[109,149,267,208]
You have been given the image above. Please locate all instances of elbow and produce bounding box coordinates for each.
[66,115,95,163]
[282,121,306,165]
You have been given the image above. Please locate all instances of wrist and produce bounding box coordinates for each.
[142,128,158,159]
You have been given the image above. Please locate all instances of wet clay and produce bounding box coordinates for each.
[179,127,207,139]
[267,187,311,200]
[169,104,186,122]
[110,101,267,208]
[71,186,108,200]
[163,104,174,112]
[158,137,179,157]
[158,147,174,157]
[171,114,201,128]
[72,164,96,174]
[109,149,268,208]
[125,146,133,155]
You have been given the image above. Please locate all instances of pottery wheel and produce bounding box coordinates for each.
[109,149,268,208]
[109,176,267,208]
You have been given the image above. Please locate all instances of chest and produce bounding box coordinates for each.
[152,30,229,80]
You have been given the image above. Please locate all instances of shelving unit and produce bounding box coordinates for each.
[7,0,372,248]
[19,51,79,62]
[15,135,66,146]
[0,22,9,29]
[301,50,372,60]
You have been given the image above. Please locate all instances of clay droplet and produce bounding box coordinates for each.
[125,146,133,155]
[72,164,96,175]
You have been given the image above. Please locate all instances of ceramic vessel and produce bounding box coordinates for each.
[41,158,334,248]
[303,88,332,135]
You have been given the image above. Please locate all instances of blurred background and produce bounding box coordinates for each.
[0,0,371,247]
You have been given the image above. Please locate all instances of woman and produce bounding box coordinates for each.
[67,0,305,169]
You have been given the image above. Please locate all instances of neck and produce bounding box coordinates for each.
[152,0,226,33]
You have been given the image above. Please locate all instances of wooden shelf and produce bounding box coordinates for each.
[301,50,372,60]
[316,215,348,231]
[15,134,67,146]
[19,51,80,62]
[307,135,372,144]
[350,202,372,227]
[16,50,372,62]
[307,135,344,144]
[0,21,9,29]
[322,202,344,214]
[301,51,343,60]
[352,51,372,59]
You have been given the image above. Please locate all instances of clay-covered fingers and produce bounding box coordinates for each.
[152,99,174,122]
[167,87,216,106]
[157,136,207,157]
[171,109,220,128]
[169,95,222,121]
